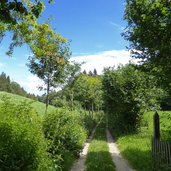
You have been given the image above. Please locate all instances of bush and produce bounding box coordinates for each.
[102,64,163,133]
[43,108,87,170]
[80,110,103,135]
[0,98,51,171]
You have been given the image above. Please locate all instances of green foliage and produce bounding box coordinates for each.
[124,0,171,86]
[0,92,100,170]
[27,23,71,113]
[0,98,51,171]
[70,74,103,111]
[0,0,56,56]
[43,108,87,170]
[80,109,103,136]
[102,64,163,133]
[0,0,45,25]
[124,0,171,61]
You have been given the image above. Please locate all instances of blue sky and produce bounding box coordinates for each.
[0,0,132,94]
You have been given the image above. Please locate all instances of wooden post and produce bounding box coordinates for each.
[153,111,160,139]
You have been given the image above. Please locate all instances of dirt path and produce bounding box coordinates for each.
[106,129,136,171]
[70,128,96,171]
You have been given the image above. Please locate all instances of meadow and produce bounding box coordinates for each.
[115,111,171,171]
[0,91,56,114]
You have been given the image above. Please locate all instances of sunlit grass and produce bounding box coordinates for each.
[0,91,56,114]
[117,132,152,171]
[116,110,171,171]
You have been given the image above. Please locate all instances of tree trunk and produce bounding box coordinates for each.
[71,90,73,110]
[45,78,50,114]
[91,103,94,119]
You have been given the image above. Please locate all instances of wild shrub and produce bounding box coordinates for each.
[0,98,51,171]
[80,110,103,135]
[43,108,87,170]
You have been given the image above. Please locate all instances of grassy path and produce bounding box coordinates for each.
[85,123,116,171]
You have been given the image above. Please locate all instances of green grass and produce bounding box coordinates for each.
[116,132,152,171]
[115,111,171,171]
[0,91,56,115]
[86,123,115,171]
[143,111,171,140]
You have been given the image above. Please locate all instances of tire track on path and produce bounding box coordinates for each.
[70,127,96,171]
[106,129,136,171]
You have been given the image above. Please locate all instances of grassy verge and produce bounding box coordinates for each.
[86,123,115,171]
[116,132,152,171]
[115,111,171,171]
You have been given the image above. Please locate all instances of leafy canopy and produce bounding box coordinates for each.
[102,64,163,133]
[124,0,171,65]
[71,74,103,110]
[0,0,55,56]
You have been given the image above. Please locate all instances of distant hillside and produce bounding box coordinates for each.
[0,72,38,100]
[0,91,56,115]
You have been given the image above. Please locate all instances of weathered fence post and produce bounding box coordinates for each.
[153,111,160,139]
[152,111,171,168]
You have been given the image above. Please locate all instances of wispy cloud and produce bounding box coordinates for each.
[0,63,5,68]
[17,50,138,95]
[71,49,137,74]
[109,21,125,31]
[18,75,44,95]
[18,63,26,68]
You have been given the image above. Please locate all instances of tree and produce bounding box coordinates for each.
[70,74,103,112]
[88,71,93,76]
[83,70,87,75]
[0,0,54,56]
[27,26,70,113]
[28,56,66,113]
[0,72,31,97]
[102,64,163,133]
[123,0,171,83]
[93,68,98,76]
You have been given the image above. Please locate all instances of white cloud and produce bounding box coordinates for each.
[109,21,125,31]
[18,75,45,95]
[71,49,137,74]
[17,49,137,95]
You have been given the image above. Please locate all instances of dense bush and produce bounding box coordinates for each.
[0,96,99,171]
[0,98,51,171]
[102,64,163,133]
[43,108,87,170]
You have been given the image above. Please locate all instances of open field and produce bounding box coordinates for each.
[0,91,56,114]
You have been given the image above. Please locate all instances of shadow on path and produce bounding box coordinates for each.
[70,127,96,171]
[106,129,136,171]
